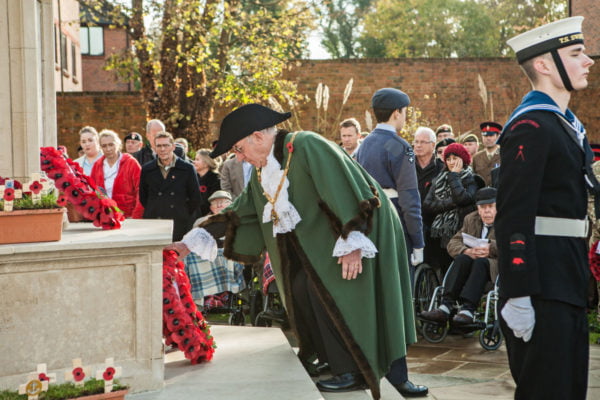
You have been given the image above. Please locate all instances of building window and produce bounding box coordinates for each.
[71,42,77,77]
[80,26,104,56]
[60,33,68,71]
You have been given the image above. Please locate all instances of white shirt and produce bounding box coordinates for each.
[103,154,121,198]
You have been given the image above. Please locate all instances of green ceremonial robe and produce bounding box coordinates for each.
[206,131,416,399]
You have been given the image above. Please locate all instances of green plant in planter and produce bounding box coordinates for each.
[0,192,61,212]
[0,379,127,400]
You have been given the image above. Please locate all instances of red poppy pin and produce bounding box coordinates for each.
[199,185,207,193]
[29,181,42,194]
[102,367,116,381]
[3,188,14,201]
[38,373,49,381]
[72,367,85,382]
[286,142,294,153]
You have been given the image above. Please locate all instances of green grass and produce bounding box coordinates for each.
[0,378,126,400]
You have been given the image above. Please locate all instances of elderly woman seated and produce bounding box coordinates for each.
[420,187,498,325]
[184,190,245,308]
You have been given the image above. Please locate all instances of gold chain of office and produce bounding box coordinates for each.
[256,132,299,225]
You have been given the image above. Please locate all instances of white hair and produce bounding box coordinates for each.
[414,126,436,143]
[146,119,165,133]
[98,129,123,151]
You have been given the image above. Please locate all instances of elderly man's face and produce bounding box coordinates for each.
[477,203,497,225]
[231,133,272,168]
[125,139,143,154]
[147,124,163,151]
[413,132,435,158]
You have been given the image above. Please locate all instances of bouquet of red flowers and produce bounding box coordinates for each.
[40,147,124,229]
[163,250,215,364]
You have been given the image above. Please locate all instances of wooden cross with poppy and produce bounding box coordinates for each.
[95,357,122,393]
[64,358,91,387]
[0,179,23,212]
[18,364,54,400]
[23,173,52,204]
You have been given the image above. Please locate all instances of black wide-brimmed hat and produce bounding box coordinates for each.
[476,187,497,205]
[210,104,291,158]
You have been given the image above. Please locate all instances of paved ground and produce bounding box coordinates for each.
[127,324,600,399]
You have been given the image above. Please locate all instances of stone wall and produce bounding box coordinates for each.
[57,57,600,155]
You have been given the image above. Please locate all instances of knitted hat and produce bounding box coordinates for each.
[443,143,471,166]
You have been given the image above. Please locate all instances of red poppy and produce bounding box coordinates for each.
[199,185,207,193]
[3,188,14,201]
[56,194,68,207]
[38,373,49,381]
[72,367,85,382]
[286,142,294,153]
[102,367,116,381]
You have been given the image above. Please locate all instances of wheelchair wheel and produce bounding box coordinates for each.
[479,321,503,351]
[421,321,448,343]
[228,310,245,326]
[254,311,273,327]
[414,264,440,316]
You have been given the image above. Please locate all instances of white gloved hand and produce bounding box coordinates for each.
[501,296,535,342]
[410,248,424,266]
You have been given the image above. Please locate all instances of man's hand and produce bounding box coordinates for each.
[410,248,424,266]
[337,249,362,280]
[164,242,191,262]
[501,296,535,342]
[463,246,490,259]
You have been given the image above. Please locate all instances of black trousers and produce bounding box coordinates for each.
[499,298,588,400]
[292,269,409,383]
[443,254,490,308]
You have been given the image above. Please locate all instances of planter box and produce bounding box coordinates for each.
[0,208,65,244]
[68,389,128,400]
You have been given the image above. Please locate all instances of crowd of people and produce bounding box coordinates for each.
[57,16,597,400]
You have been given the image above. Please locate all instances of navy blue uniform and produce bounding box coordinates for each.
[356,126,424,252]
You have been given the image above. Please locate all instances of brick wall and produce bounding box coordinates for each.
[57,57,600,155]
[572,0,600,56]
[57,92,146,156]
[82,28,132,92]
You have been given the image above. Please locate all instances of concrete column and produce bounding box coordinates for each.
[0,0,56,180]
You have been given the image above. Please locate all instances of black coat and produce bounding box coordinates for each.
[416,156,443,226]
[422,169,478,222]
[197,170,221,217]
[496,110,590,307]
[139,157,202,241]
[133,145,155,167]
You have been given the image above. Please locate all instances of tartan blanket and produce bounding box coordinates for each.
[262,252,276,295]
[185,248,245,301]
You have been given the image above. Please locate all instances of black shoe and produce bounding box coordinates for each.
[419,308,449,323]
[391,380,429,397]
[316,372,366,392]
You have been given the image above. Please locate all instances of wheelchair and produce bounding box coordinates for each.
[414,261,503,351]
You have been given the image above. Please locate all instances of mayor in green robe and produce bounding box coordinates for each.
[168,104,416,399]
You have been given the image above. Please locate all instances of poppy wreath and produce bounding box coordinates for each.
[589,240,600,281]
[39,147,125,230]
[163,250,215,364]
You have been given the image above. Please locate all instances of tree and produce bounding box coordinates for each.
[358,0,568,58]
[359,0,499,58]
[318,0,372,58]
[83,0,314,148]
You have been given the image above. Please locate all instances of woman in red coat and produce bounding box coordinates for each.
[91,129,143,218]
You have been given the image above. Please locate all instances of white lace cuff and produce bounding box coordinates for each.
[332,231,378,258]
[181,228,218,261]
[263,201,302,237]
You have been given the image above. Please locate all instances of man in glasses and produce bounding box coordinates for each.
[167,104,418,399]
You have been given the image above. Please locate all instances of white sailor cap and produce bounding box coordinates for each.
[507,16,584,64]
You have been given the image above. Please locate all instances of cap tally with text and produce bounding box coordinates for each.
[507,16,584,64]
[208,190,233,202]
[210,104,291,158]
[371,88,410,109]
[475,187,497,205]
[480,122,503,136]
[124,132,143,142]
